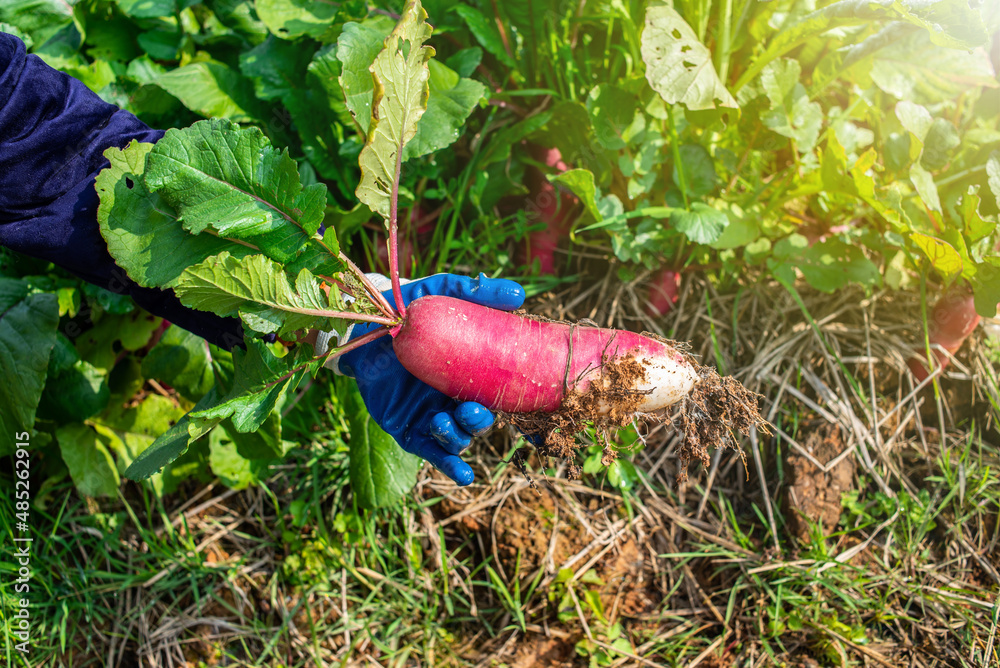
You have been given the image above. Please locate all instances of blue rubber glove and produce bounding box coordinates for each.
[335,273,525,486]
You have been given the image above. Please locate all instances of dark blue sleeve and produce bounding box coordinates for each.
[0,32,244,350]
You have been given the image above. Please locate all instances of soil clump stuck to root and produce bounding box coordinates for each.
[496,339,767,481]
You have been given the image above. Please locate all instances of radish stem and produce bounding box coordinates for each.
[316,310,398,326]
[322,325,391,363]
[388,145,407,317]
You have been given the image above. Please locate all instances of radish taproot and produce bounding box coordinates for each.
[645,268,681,317]
[521,146,576,275]
[522,180,575,274]
[388,294,764,476]
[908,288,981,382]
[392,295,698,413]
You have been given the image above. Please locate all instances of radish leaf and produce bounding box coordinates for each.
[208,429,263,489]
[760,59,822,152]
[641,3,737,112]
[673,144,719,198]
[671,203,729,244]
[255,0,341,41]
[909,163,942,214]
[356,0,434,223]
[190,340,312,433]
[91,395,188,494]
[97,140,251,289]
[154,61,261,121]
[239,35,315,102]
[123,387,224,481]
[910,233,963,278]
[550,169,601,222]
[337,16,396,134]
[735,0,987,93]
[0,285,58,454]
[125,338,301,481]
[39,358,108,422]
[224,412,285,460]
[57,424,120,498]
[289,46,356,194]
[586,84,637,151]
[141,326,215,403]
[869,31,997,103]
[0,0,76,48]
[959,187,994,246]
[173,252,343,338]
[404,59,486,161]
[116,0,175,19]
[972,261,1000,318]
[145,119,340,275]
[452,4,515,68]
[986,151,1000,211]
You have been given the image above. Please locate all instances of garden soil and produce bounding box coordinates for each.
[782,422,855,541]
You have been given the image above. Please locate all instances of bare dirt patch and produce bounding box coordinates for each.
[782,422,856,542]
[598,537,659,618]
[493,486,589,575]
[510,633,576,668]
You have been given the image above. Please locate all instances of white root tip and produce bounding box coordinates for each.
[635,354,699,412]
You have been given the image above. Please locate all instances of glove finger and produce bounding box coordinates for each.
[405,437,475,486]
[459,272,526,311]
[453,402,494,436]
[429,411,474,455]
[409,273,525,311]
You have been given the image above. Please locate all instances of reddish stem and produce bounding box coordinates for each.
[316,310,398,326]
[388,140,407,318]
[321,325,392,364]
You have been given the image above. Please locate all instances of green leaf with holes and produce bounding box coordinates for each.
[98,140,256,289]
[641,4,737,112]
[355,0,434,223]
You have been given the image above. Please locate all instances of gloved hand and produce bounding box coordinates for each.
[318,273,525,486]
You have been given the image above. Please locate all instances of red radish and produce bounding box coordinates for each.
[908,288,981,382]
[392,295,699,414]
[521,146,577,275]
[525,182,576,275]
[645,268,680,317]
[522,180,576,274]
[540,146,569,172]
